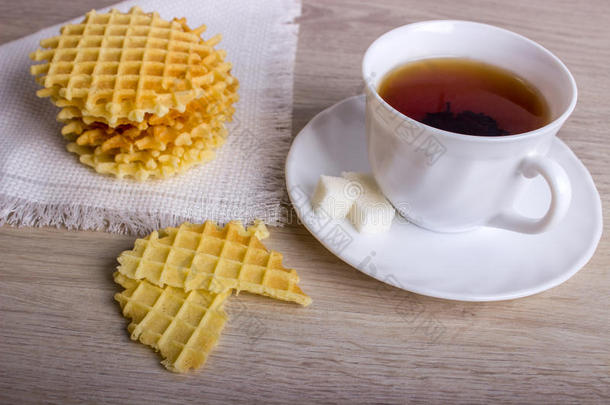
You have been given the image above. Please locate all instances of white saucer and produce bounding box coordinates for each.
[286,95,603,301]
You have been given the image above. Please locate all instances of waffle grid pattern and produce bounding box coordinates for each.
[30,7,239,180]
[30,6,235,125]
[114,221,311,372]
[114,272,230,373]
[117,221,311,306]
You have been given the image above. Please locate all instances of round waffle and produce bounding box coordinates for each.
[60,94,236,152]
[30,6,237,126]
[65,127,226,181]
[30,7,239,181]
[59,94,233,180]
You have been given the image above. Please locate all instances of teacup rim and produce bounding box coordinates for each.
[362,19,578,143]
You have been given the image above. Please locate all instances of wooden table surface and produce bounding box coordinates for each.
[1,0,609,403]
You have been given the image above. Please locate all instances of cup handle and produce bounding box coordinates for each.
[487,155,572,234]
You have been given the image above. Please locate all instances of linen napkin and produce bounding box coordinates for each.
[0,0,300,235]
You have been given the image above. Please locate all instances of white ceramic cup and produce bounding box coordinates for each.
[363,20,576,234]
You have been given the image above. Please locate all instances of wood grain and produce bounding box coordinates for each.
[1,0,609,403]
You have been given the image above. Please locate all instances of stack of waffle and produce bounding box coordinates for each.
[30,7,238,180]
[114,220,312,373]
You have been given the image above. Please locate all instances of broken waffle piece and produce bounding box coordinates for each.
[117,221,311,306]
[114,272,230,373]
[114,220,311,373]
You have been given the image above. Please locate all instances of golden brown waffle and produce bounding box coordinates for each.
[114,272,230,373]
[59,88,233,180]
[66,128,225,181]
[63,118,227,152]
[56,83,237,131]
[117,221,312,306]
[60,94,235,152]
[30,7,237,126]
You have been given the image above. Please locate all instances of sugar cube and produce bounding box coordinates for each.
[342,172,396,234]
[311,175,360,219]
